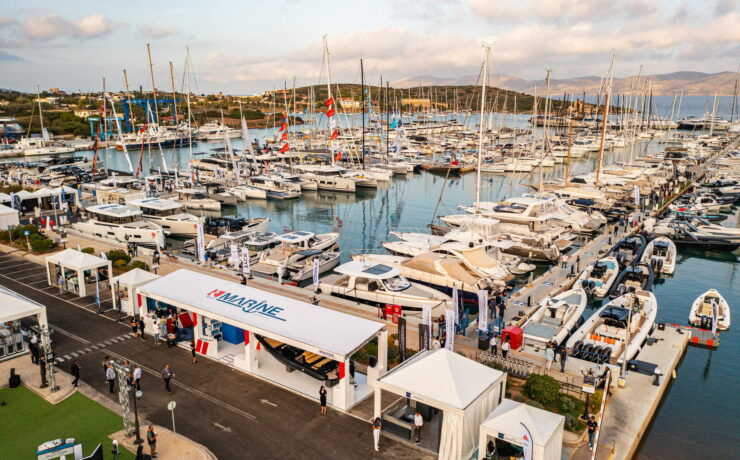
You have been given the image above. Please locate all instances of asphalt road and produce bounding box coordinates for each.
[0,252,429,460]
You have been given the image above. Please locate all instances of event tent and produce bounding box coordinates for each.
[0,285,48,362]
[478,399,564,460]
[375,348,506,460]
[45,248,112,298]
[110,268,160,315]
[0,204,20,228]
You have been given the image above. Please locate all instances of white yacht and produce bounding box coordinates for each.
[175,189,222,212]
[74,204,164,247]
[227,184,268,200]
[129,197,200,237]
[523,288,588,346]
[640,237,677,275]
[567,290,658,363]
[577,256,620,298]
[195,121,241,140]
[296,165,357,193]
[318,261,450,315]
[19,137,75,157]
[689,289,730,331]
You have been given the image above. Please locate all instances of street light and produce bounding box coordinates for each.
[580,367,597,420]
[131,389,143,445]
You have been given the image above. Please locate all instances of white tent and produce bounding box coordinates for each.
[111,268,160,315]
[0,204,20,228]
[375,348,506,460]
[478,399,565,460]
[0,285,48,362]
[45,248,113,297]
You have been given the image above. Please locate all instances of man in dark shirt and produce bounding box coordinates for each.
[587,415,598,451]
[71,360,81,387]
[496,303,506,332]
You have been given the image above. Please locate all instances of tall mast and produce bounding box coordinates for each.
[36,85,45,135]
[360,58,365,169]
[596,52,617,186]
[709,91,718,136]
[565,118,573,186]
[169,61,178,126]
[102,77,109,175]
[123,69,135,132]
[731,77,738,124]
[386,81,390,162]
[475,45,490,212]
[323,35,336,166]
[146,43,159,125]
[540,69,552,193]
[184,47,194,163]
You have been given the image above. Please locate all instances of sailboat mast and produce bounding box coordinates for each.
[596,53,616,185]
[323,35,335,167]
[169,61,179,126]
[386,81,390,162]
[102,77,109,175]
[540,69,552,193]
[361,58,365,169]
[36,85,45,135]
[475,46,490,212]
[565,118,573,186]
[184,48,194,164]
[146,44,159,126]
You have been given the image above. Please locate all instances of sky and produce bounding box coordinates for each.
[0,0,738,94]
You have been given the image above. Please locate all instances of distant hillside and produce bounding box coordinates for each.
[392,71,738,96]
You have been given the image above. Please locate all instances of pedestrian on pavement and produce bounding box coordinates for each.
[239,273,247,285]
[372,417,382,452]
[106,365,116,394]
[489,333,498,356]
[414,410,423,444]
[133,364,142,391]
[496,303,506,332]
[153,316,161,344]
[57,274,65,294]
[147,425,157,458]
[576,255,581,272]
[102,356,110,381]
[545,344,555,370]
[29,334,39,364]
[587,415,598,451]
[319,386,327,416]
[190,340,197,364]
[138,317,145,340]
[501,336,511,359]
[161,365,174,394]
[131,317,139,339]
[39,355,48,388]
[71,360,81,387]
[561,253,569,269]
[559,346,568,372]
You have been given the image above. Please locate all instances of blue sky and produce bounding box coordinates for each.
[0,1,738,94]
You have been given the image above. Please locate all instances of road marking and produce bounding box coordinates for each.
[260,399,277,407]
[9,267,44,277]
[213,422,233,432]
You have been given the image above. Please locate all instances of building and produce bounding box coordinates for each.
[34,97,60,105]
[73,110,95,119]
[401,98,431,109]
[338,97,360,109]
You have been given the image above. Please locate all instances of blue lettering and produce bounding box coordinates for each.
[211,291,287,321]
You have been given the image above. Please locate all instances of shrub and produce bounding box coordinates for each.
[106,249,130,265]
[128,260,150,271]
[559,395,577,414]
[564,414,584,432]
[589,390,603,414]
[512,393,525,403]
[523,374,561,407]
[113,259,128,269]
[29,233,55,252]
[526,399,545,410]
[81,247,95,254]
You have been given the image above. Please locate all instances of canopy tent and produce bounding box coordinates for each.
[0,285,48,362]
[110,268,160,315]
[0,204,20,228]
[478,399,564,460]
[45,249,112,298]
[375,348,506,460]
[137,269,388,410]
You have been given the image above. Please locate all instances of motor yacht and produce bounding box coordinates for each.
[74,203,164,247]
[523,288,588,346]
[577,256,620,298]
[175,189,222,212]
[128,197,200,237]
[689,289,730,331]
[608,263,655,298]
[640,237,677,275]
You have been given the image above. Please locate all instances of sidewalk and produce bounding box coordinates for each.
[0,354,77,404]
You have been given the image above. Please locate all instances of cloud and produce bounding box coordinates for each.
[139,24,180,38]
[0,50,22,61]
[714,0,737,17]
[74,14,117,38]
[0,17,17,27]
[10,13,118,43]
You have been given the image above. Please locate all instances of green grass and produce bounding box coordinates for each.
[0,386,135,460]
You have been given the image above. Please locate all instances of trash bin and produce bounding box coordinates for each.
[478,332,490,351]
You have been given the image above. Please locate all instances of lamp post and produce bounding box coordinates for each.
[131,389,143,445]
[581,367,596,420]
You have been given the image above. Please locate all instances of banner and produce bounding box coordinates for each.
[711,299,718,335]
[478,290,489,332]
[633,184,640,207]
[398,317,407,363]
[445,309,455,351]
[196,222,206,263]
[94,270,101,310]
[520,423,533,460]
[421,305,432,328]
[312,257,320,286]
[452,286,459,326]
[419,323,430,350]
[241,247,251,275]
[229,244,239,269]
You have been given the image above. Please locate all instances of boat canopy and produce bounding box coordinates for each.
[335,261,400,279]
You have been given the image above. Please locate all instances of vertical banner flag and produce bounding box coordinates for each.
[196,222,206,263]
[445,309,455,350]
[520,423,533,460]
[478,290,489,332]
[241,247,251,275]
[312,257,320,286]
[420,304,432,350]
[398,317,407,363]
[229,244,239,269]
[711,299,718,335]
[633,185,640,207]
[94,270,101,310]
[422,305,432,328]
[452,286,459,326]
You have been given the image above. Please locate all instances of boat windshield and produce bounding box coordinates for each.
[383,275,411,292]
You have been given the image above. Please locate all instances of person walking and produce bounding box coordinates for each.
[587,415,598,451]
[146,425,157,458]
[497,303,506,332]
[413,410,423,444]
[161,365,174,394]
[501,337,510,359]
[559,346,568,372]
[29,334,39,364]
[153,316,161,344]
[545,345,555,370]
[319,386,327,416]
[102,356,110,382]
[489,333,498,356]
[131,317,139,339]
[106,364,116,394]
[190,341,197,364]
[57,274,65,294]
[561,253,569,269]
[133,364,142,391]
[71,360,81,387]
[138,317,146,341]
[372,417,382,452]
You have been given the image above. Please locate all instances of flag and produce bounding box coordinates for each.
[94,270,101,310]
[326,107,335,118]
[335,152,342,162]
[633,185,640,207]
[77,243,81,251]
[312,257,320,286]
[477,290,488,332]
[279,122,287,132]
[329,130,339,140]
[520,423,533,460]
[196,222,206,263]
[241,247,251,275]
[229,244,239,268]
[281,131,288,141]
[280,143,290,153]
[711,299,718,334]
[422,305,432,328]
[452,286,459,325]
[325,97,334,107]
[445,309,455,350]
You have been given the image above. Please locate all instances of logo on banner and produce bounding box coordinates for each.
[206,289,286,321]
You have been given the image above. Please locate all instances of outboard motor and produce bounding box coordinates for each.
[600,347,613,364]
[656,259,664,272]
[571,340,584,358]
[582,344,595,361]
[591,345,603,362]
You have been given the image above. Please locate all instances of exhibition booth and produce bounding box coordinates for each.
[374,348,506,459]
[0,204,20,228]
[477,399,564,460]
[45,249,112,298]
[137,269,388,411]
[110,268,160,316]
[0,285,48,362]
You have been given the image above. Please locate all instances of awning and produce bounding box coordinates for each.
[111,268,160,286]
[137,269,385,360]
[0,285,45,323]
[45,248,110,271]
